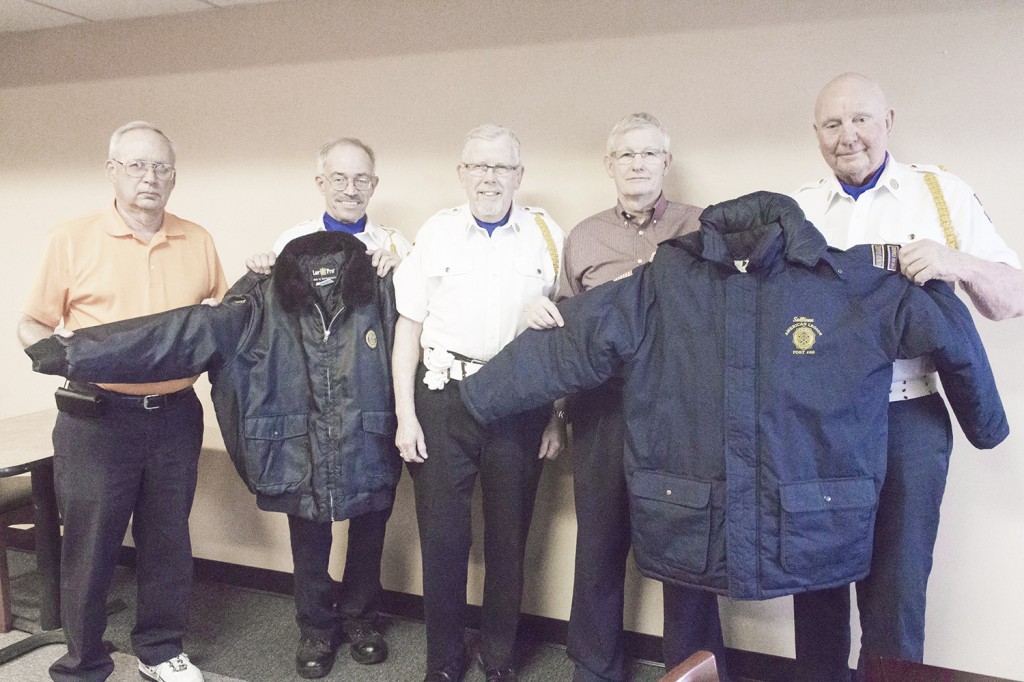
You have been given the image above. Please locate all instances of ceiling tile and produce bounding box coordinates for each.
[204,0,287,5]
[38,0,212,22]
[0,0,294,34]
[0,0,85,32]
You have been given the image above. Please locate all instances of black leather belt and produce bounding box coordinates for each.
[68,382,195,412]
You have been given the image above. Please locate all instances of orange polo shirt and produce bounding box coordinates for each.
[23,201,228,395]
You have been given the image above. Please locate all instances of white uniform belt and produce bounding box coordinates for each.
[424,348,486,382]
[447,357,484,381]
[889,373,938,402]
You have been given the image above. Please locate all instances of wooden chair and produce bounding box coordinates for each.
[658,650,720,682]
[0,475,35,632]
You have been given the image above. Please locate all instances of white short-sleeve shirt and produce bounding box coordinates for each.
[793,156,1020,394]
[393,202,564,362]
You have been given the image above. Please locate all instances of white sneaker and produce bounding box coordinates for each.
[138,653,205,682]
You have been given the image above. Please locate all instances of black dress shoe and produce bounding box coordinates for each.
[423,655,467,682]
[423,671,462,682]
[295,635,337,679]
[345,621,388,665]
[484,667,516,681]
[477,652,516,681]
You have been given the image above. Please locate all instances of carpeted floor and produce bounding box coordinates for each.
[0,549,668,681]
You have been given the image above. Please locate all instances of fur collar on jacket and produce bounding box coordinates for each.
[272,231,375,314]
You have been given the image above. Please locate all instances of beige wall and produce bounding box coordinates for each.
[2,1,1023,677]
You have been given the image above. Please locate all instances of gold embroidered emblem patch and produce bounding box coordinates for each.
[365,330,378,349]
[785,316,822,355]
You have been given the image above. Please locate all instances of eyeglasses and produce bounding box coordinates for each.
[611,150,665,166]
[322,174,374,191]
[461,163,520,178]
[112,159,175,180]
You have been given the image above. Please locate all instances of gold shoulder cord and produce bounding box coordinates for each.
[533,213,560,281]
[923,171,959,250]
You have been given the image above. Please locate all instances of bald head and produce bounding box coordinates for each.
[814,73,888,121]
[813,72,894,186]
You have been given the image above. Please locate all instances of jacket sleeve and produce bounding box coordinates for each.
[378,271,398,361]
[894,280,1009,449]
[25,296,253,384]
[460,266,652,423]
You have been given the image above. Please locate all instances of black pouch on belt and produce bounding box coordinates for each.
[54,385,106,418]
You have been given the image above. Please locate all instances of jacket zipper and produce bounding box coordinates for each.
[753,277,762,597]
[316,305,347,343]
[314,303,346,519]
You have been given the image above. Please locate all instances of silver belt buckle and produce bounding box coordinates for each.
[142,394,162,410]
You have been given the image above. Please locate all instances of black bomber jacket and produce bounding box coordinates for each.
[28,231,401,523]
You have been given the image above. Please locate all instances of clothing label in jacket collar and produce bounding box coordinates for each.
[786,317,822,355]
[312,265,337,288]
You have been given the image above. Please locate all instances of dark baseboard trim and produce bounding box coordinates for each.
[7,529,803,680]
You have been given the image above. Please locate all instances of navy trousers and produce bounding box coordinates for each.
[287,508,391,640]
[793,393,953,680]
[407,366,548,672]
[49,392,202,682]
[793,585,852,682]
[568,382,728,682]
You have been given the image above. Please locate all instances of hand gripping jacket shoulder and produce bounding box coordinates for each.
[460,191,1009,599]
[28,231,401,523]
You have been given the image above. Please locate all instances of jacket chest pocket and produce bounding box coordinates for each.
[243,414,310,496]
[630,470,712,575]
[779,477,876,574]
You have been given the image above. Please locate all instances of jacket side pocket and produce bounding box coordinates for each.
[360,411,401,483]
[780,477,876,574]
[631,470,712,574]
[242,413,310,496]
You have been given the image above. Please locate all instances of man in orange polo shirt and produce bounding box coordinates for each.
[18,121,227,682]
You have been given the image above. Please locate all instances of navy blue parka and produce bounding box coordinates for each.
[460,192,1008,599]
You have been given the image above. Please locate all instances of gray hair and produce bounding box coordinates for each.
[606,112,671,154]
[316,138,377,175]
[108,121,176,162]
[462,123,521,166]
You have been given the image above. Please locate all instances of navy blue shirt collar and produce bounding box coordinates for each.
[322,212,367,235]
[839,152,889,201]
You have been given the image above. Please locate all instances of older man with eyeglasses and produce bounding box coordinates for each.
[391,123,565,682]
[245,137,411,679]
[18,121,227,682]
[526,112,729,681]
[248,138,410,277]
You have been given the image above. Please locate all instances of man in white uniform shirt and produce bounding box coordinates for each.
[392,123,565,682]
[247,138,410,679]
[248,137,410,271]
[791,72,1023,681]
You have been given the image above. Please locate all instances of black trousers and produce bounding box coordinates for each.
[567,382,728,682]
[407,366,548,671]
[49,392,203,682]
[287,507,391,640]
